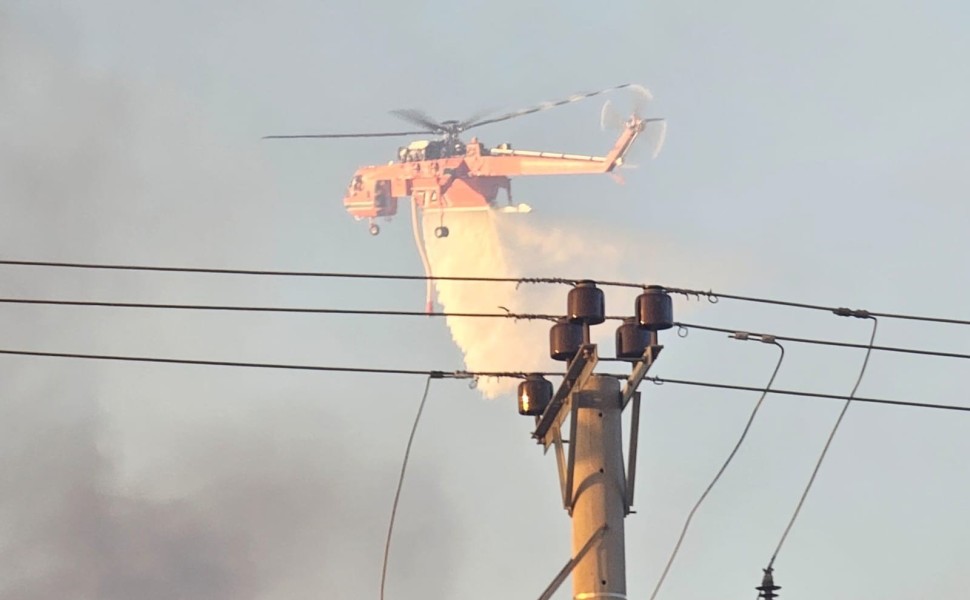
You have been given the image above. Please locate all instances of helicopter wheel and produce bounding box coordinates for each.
[369,223,380,236]
[434,226,449,239]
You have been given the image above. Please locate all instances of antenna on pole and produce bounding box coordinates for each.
[757,567,782,599]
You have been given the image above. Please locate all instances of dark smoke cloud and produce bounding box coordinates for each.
[0,17,460,599]
[0,381,257,599]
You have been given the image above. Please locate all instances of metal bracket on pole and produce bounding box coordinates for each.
[625,391,641,515]
[533,344,599,449]
[564,393,581,513]
[552,427,569,509]
[536,526,608,600]
[533,344,598,513]
[619,344,661,513]
[621,344,662,410]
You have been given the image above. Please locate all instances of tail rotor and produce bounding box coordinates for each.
[601,84,666,174]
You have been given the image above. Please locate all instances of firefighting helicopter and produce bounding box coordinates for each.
[264,84,665,238]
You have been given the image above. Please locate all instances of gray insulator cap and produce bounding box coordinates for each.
[550,318,584,361]
[567,280,606,325]
[518,374,553,416]
[636,285,674,331]
[616,316,654,359]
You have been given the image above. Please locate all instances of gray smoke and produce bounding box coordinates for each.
[0,20,458,599]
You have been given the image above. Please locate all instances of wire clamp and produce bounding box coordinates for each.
[834,307,872,319]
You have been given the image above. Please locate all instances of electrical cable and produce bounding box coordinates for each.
[4,258,970,326]
[677,322,970,361]
[380,376,433,600]
[0,296,581,321]
[0,347,546,380]
[666,286,970,327]
[649,339,786,600]
[2,293,967,362]
[0,258,574,286]
[646,376,970,413]
[765,317,879,571]
[0,345,967,414]
[3,294,967,359]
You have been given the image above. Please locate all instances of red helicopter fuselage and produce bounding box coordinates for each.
[343,114,646,226]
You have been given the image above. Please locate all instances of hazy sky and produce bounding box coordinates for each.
[2,1,969,599]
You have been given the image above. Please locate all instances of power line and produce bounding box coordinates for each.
[766,316,878,570]
[7,255,970,325]
[0,258,572,286]
[677,322,970,361]
[381,376,433,600]
[4,258,970,326]
[667,286,970,327]
[650,340,786,600]
[5,294,962,360]
[0,347,541,380]
[1,345,968,415]
[646,376,970,413]
[0,296,577,321]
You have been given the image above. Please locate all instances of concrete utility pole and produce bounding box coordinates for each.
[571,375,626,599]
[523,283,671,600]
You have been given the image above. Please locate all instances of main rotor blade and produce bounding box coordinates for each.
[262,130,432,140]
[390,109,444,132]
[458,107,496,131]
[464,83,639,131]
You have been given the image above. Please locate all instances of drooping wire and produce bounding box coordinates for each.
[649,339,786,600]
[381,376,433,600]
[765,316,879,571]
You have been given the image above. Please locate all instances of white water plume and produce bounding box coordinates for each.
[422,210,696,399]
[422,205,746,399]
[421,212,551,398]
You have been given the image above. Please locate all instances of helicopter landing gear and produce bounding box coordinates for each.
[433,226,450,238]
[369,223,380,236]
